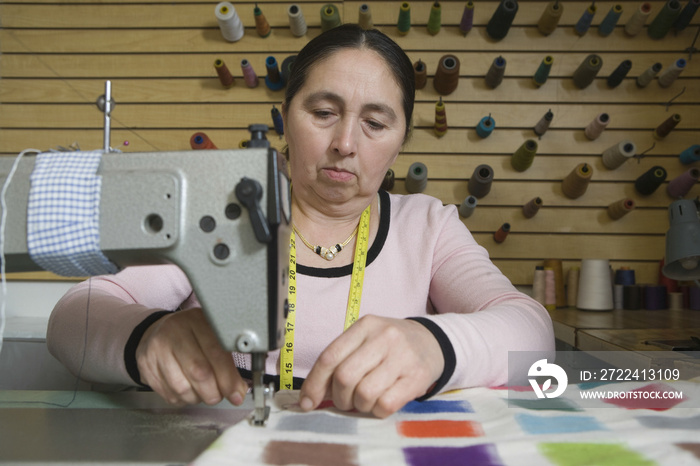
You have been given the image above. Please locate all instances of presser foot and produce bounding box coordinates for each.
[250,373,273,426]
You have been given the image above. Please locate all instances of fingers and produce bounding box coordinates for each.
[136,308,247,406]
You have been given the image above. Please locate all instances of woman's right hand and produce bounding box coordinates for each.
[135,307,248,406]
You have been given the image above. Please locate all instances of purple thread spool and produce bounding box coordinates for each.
[643,285,667,310]
[460,1,475,35]
[241,59,259,88]
[667,167,700,198]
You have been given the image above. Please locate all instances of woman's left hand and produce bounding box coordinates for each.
[299,315,444,418]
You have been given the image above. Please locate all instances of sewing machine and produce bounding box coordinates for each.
[0,123,291,426]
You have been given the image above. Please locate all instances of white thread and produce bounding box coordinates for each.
[0,149,41,358]
[216,2,245,42]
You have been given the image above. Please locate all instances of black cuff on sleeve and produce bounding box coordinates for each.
[407,317,457,401]
[124,310,172,387]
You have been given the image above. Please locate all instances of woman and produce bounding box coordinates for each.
[47,25,554,418]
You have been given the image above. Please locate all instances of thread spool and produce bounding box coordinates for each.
[485,56,506,89]
[405,162,427,193]
[658,58,686,88]
[434,55,460,96]
[494,223,510,243]
[476,115,495,138]
[614,284,624,309]
[667,167,700,198]
[575,3,597,36]
[648,0,682,39]
[458,195,478,218]
[625,2,652,36]
[320,4,341,32]
[397,2,411,35]
[288,4,307,37]
[658,258,679,294]
[241,59,259,88]
[264,56,285,91]
[567,266,580,307]
[577,259,614,311]
[468,164,494,199]
[668,292,683,310]
[190,132,217,150]
[634,165,667,195]
[486,0,519,41]
[644,285,667,310]
[381,169,395,191]
[623,285,642,310]
[674,0,700,31]
[602,140,636,169]
[562,163,593,199]
[534,110,553,136]
[544,267,556,310]
[573,54,603,89]
[680,145,700,164]
[434,98,448,137]
[599,4,623,36]
[615,267,635,286]
[522,196,543,218]
[607,60,632,88]
[358,3,373,30]
[654,113,681,140]
[533,56,554,87]
[544,258,566,308]
[636,62,662,88]
[214,59,234,88]
[239,140,249,149]
[533,266,546,306]
[538,1,563,36]
[608,198,635,220]
[414,60,427,90]
[215,1,245,42]
[585,113,610,140]
[511,139,538,172]
[254,4,271,38]
[690,287,700,310]
[271,105,284,136]
[281,56,296,85]
[427,2,442,35]
[460,1,475,35]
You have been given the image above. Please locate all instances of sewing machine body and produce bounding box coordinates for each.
[0,142,291,423]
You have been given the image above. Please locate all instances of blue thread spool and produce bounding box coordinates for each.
[533,56,553,87]
[680,145,700,164]
[575,3,597,36]
[264,56,285,91]
[598,4,623,36]
[476,115,495,138]
[615,268,636,286]
[271,105,284,136]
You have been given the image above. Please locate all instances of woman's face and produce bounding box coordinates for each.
[283,48,407,209]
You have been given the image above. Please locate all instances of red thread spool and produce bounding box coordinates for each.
[190,132,217,150]
[434,54,460,96]
[494,223,510,243]
[214,59,235,88]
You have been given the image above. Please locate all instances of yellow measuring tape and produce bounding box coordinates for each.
[280,205,371,390]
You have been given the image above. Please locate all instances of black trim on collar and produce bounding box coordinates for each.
[296,190,391,278]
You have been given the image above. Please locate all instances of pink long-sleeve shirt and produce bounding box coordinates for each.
[47,191,554,392]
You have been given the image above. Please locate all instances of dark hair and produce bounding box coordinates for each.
[284,24,415,142]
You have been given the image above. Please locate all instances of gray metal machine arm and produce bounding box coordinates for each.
[0,125,291,425]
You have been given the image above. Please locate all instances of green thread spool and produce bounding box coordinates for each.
[654,113,681,140]
[598,4,623,37]
[320,4,341,32]
[405,162,428,193]
[485,56,506,89]
[427,2,442,35]
[414,59,427,90]
[486,0,519,41]
[358,4,373,30]
[537,1,563,36]
[511,139,538,172]
[634,166,667,195]
[573,54,603,89]
[648,0,682,39]
[533,56,553,87]
[562,163,593,199]
[434,97,447,137]
[397,2,411,35]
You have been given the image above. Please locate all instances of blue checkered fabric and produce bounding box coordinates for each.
[27,150,118,277]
